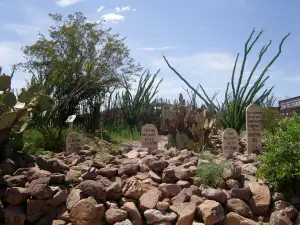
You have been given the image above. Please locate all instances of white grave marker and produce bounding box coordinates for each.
[65,115,76,130]
[222,128,239,154]
[246,104,262,154]
[141,124,159,151]
[66,132,83,154]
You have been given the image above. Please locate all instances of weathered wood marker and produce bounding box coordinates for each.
[141,124,159,151]
[246,104,262,154]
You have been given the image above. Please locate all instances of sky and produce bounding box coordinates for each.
[0,0,300,106]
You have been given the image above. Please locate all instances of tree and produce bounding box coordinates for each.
[18,12,142,134]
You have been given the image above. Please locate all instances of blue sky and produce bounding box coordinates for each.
[0,0,299,105]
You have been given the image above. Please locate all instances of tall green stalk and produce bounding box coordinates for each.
[120,69,162,136]
[163,28,290,134]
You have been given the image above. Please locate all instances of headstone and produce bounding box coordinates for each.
[222,128,239,154]
[141,124,159,151]
[66,132,83,154]
[246,104,262,154]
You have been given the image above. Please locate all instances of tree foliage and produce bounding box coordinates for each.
[18,12,142,131]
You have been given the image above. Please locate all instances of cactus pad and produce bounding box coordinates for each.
[0,112,17,130]
[3,92,17,107]
[0,75,11,91]
[0,104,8,117]
[18,90,31,104]
[160,94,219,152]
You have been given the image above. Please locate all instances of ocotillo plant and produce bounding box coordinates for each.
[163,28,290,134]
[120,69,162,136]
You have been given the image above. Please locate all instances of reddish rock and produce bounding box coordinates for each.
[122,178,143,200]
[170,202,196,225]
[4,205,26,225]
[144,209,177,224]
[78,180,107,201]
[226,198,253,218]
[201,188,227,204]
[70,197,105,225]
[123,202,142,225]
[230,188,252,201]
[4,187,29,205]
[27,199,50,222]
[27,177,54,200]
[248,182,271,215]
[223,212,257,225]
[105,208,128,225]
[139,189,162,211]
[270,210,292,225]
[158,183,182,198]
[198,200,225,225]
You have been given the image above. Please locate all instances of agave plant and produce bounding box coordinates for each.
[163,28,290,134]
[0,68,54,160]
[120,69,162,136]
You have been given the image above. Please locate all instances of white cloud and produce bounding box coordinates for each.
[115,6,136,12]
[97,6,106,12]
[150,52,291,102]
[150,52,252,102]
[56,0,83,7]
[101,13,125,24]
[1,23,39,37]
[137,46,172,51]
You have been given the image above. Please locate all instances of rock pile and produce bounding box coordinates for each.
[0,145,298,225]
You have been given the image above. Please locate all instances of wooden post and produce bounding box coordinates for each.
[65,115,76,131]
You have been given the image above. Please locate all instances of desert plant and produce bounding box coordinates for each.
[257,113,300,197]
[163,28,290,134]
[261,107,282,134]
[0,69,54,160]
[161,93,219,152]
[120,69,162,135]
[18,12,142,137]
[197,160,229,187]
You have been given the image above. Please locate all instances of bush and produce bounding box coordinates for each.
[102,125,140,142]
[257,114,300,197]
[23,127,68,155]
[197,160,228,187]
[261,107,282,134]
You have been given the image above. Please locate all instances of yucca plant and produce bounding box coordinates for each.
[120,69,162,136]
[163,28,290,134]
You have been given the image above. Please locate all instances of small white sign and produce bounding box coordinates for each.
[65,115,76,123]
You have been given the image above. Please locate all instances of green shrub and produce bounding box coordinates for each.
[24,127,68,155]
[197,160,228,187]
[261,107,282,134]
[102,125,140,142]
[257,114,300,197]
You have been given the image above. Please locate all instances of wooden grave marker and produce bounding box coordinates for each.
[141,124,159,151]
[65,115,83,154]
[222,128,239,154]
[65,115,76,130]
[246,104,262,154]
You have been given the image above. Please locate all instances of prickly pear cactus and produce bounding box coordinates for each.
[161,94,219,152]
[0,69,54,160]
